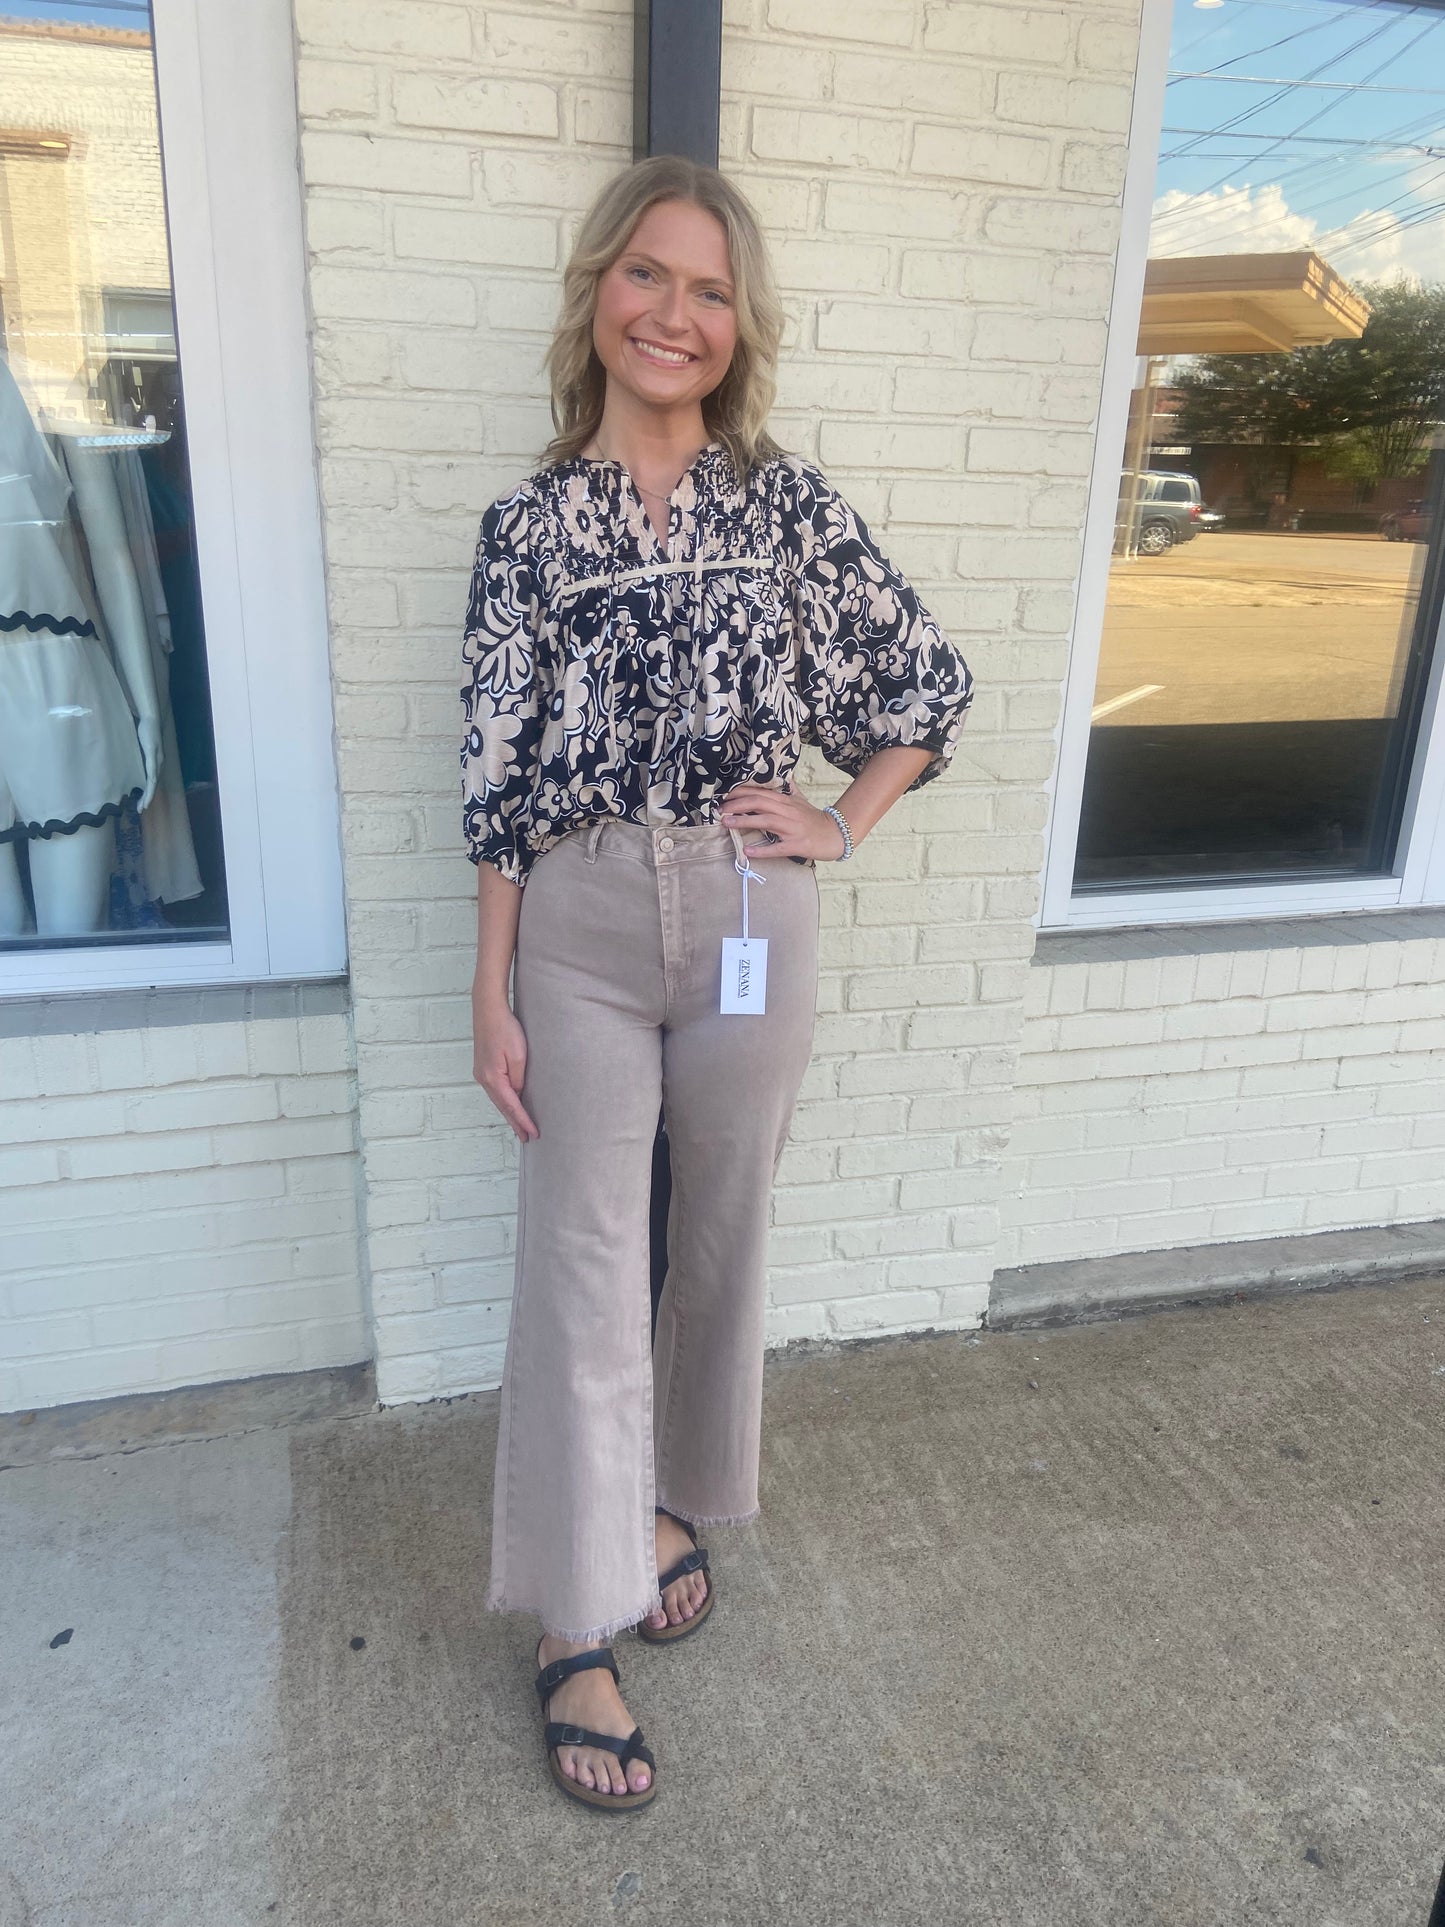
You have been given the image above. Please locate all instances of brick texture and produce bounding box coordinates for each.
[293,0,1141,1398]
[999,937,1445,1268]
[0,1018,366,1413]
[724,0,1140,1348]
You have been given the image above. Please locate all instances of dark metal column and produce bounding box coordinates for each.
[634,0,725,1330]
[633,0,723,167]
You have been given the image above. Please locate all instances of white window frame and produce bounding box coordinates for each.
[1041,0,1445,930]
[0,0,345,996]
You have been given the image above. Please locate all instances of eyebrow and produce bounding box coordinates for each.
[621,249,734,292]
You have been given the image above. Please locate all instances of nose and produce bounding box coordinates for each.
[653,279,688,334]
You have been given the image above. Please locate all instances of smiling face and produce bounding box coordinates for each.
[591,198,739,421]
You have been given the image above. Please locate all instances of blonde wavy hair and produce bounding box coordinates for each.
[542,156,784,479]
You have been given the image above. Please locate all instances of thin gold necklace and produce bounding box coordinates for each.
[589,438,697,508]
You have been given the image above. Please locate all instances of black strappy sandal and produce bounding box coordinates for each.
[533,1641,658,1813]
[637,1508,715,1645]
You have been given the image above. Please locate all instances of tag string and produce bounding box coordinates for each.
[735,852,765,943]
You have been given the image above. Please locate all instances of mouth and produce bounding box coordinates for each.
[629,336,698,368]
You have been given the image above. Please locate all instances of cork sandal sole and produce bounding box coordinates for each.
[636,1572,715,1644]
[547,1752,657,1813]
[637,1510,714,1645]
[534,1639,658,1814]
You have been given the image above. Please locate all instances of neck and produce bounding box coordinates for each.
[590,389,710,488]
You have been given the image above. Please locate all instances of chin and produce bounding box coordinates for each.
[628,377,710,409]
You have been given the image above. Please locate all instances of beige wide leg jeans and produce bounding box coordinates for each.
[486,817,820,1641]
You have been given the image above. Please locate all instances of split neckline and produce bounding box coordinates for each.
[561,441,728,564]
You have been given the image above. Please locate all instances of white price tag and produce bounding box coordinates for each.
[720,937,768,1014]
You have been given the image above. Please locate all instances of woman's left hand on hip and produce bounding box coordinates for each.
[720,782,848,862]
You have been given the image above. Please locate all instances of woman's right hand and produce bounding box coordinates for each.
[472,994,539,1142]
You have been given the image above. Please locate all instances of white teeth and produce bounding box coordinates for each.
[632,339,692,365]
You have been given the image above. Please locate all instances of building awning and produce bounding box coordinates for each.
[1137,251,1370,356]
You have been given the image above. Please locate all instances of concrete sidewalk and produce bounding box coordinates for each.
[4,1278,1444,1927]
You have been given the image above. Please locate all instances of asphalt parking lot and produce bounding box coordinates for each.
[1094,531,1425,729]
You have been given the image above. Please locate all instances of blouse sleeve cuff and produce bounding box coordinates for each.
[899,708,970,790]
[822,699,972,792]
[467,841,531,886]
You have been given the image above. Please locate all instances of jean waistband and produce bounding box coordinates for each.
[575,816,747,868]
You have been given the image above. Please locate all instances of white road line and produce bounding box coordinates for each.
[1091,683,1164,722]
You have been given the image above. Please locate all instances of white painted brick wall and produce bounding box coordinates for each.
[295,0,1142,1401]
[724,0,1141,1348]
[998,936,1445,1269]
[0,1016,366,1413]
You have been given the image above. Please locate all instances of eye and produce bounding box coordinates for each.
[625,264,654,284]
[700,288,732,306]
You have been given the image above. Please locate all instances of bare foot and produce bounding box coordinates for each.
[537,1637,652,1797]
[644,1512,709,1632]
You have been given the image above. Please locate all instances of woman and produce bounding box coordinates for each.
[461,154,973,1813]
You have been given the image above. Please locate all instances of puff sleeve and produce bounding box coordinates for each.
[460,488,544,884]
[781,461,973,792]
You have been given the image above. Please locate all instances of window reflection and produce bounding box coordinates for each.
[0,1,226,949]
[1076,0,1445,891]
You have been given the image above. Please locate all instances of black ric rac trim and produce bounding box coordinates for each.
[0,610,99,640]
[0,787,143,846]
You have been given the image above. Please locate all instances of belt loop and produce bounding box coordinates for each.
[584,819,605,863]
[726,825,748,871]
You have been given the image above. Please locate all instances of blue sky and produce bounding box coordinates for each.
[1153,0,1445,282]
[0,1,148,24]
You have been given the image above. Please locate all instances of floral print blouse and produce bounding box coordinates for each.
[460,442,973,884]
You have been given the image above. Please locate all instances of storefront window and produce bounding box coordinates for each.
[1075,0,1445,892]
[0,0,226,950]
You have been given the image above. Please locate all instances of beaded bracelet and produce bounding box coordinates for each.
[821,803,854,862]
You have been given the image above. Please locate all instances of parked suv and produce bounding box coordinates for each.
[1120,470,1202,554]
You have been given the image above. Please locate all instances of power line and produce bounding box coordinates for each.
[1170,72,1445,94]
[1157,5,1434,211]
[1156,6,1441,212]
[1161,126,1445,153]
[1153,6,1445,268]
[1166,8,1350,85]
[1150,157,1445,264]
[1149,153,1445,268]
[1240,1,1420,10]
[1325,188,1445,259]
[1255,151,1445,231]
[1316,160,1445,249]
[1173,92,1445,219]
[1152,182,1445,268]
[1282,151,1445,224]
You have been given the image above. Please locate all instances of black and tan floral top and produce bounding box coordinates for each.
[460,442,973,884]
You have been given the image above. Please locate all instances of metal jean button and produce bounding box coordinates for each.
[657,835,675,852]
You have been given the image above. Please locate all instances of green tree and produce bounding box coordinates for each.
[1174,280,1445,489]
[1322,421,1428,496]
[1173,350,1324,450]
